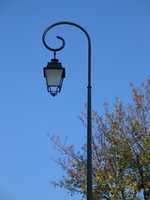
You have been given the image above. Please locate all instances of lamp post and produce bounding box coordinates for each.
[42,21,92,200]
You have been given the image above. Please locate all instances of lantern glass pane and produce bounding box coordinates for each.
[48,86,60,96]
[45,69,63,86]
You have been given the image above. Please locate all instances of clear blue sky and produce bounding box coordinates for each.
[0,0,150,199]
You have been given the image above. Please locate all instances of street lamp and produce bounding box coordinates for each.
[42,21,93,200]
[43,58,65,96]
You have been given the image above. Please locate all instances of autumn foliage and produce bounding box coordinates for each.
[51,80,150,200]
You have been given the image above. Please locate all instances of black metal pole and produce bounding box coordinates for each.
[42,21,92,200]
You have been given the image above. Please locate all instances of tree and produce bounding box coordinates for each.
[51,79,150,200]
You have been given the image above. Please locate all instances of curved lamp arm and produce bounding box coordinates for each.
[42,21,92,200]
[42,21,91,86]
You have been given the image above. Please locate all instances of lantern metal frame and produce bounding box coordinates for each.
[43,58,65,96]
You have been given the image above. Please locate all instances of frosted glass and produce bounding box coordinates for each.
[45,69,63,86]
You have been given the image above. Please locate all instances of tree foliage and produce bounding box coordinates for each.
[51,80,150,200]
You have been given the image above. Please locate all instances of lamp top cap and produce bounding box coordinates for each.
[50,58,59,63]
[46,58,64,69]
